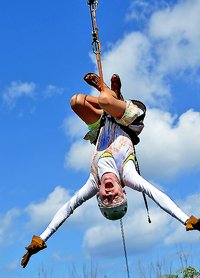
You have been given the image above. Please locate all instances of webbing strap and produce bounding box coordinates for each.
[122,154,135,169]
[100,152,112,158]
[134,146,151,223]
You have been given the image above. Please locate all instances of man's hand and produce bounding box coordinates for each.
[186,215,200,231]
[21,235,47,268]
[21,251,32,268]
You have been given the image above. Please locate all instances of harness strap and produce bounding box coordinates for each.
[100,152,112,158]
[122,154,135,169]
[134,147,151,223]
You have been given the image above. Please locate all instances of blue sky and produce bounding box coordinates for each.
[1,0,200,277]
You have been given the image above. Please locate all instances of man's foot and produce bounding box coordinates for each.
[111,74,123,100]
[21,235,47,268]
[185,215,200,231]
[84,72,109,92]
[84,72,123,100]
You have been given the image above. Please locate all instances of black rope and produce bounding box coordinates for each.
[120,219,130,278]
[134,146,151,223]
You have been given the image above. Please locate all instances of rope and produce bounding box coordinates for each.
[88,0,104,90]
[120,219,130,278]
[133,146,151,224]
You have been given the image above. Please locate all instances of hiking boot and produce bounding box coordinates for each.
[111,74,123,100]
[84,72,123,100]
[84,72,109,92]
[185,215,200,231]
[21,235,47,268]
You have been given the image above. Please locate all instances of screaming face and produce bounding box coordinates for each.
[98,172,125,206]
[97,172,128,220]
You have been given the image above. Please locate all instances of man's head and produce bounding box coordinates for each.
[97,172,127,220]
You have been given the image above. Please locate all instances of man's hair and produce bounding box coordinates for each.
[97,193,128,221]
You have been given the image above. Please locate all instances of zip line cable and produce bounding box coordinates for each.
[87,1,130,276]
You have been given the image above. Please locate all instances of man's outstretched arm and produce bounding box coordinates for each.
[21,174,98,268]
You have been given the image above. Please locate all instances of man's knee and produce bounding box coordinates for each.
[98,91,111,108]
[70,94,86,109]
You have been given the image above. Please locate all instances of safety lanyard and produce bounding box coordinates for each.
[88,0,104,90]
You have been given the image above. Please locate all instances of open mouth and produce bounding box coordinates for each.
[104,181,114,191]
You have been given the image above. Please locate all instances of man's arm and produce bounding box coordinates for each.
[40,174,98,241]
[21,174,98,268]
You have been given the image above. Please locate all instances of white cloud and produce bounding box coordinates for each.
[149,0,200,40]
[1,81,65,110]
[0,208,21,245]
[101,32,170,107]
[62,115,94,171]
[62,115,87,139]
[126,0,172,22]
[64,140,94,172]
[67,196,102,228]
[25,186,71,229]
[3,260,19,270]
[126,0,151,22]
[149,0,200,73]
[164,193,200,245]
[2,81,36,108]
[51,252,73,262]
[43,84,65,97]
[25,185,101,230]
[138,109,200,179]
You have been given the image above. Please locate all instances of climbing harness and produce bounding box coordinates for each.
[87,0,104,90]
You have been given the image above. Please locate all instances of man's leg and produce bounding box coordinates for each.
[70,72,110,125]
[70,93,102,125]
[71,73,137,123]
[97,73,126,119]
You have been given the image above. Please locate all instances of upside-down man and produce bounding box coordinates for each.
[21,73,200,268]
